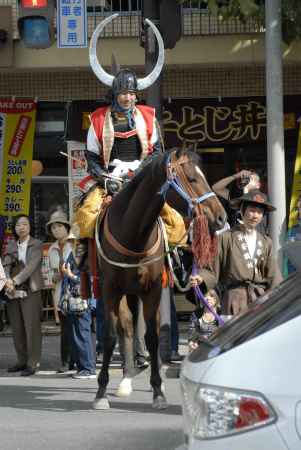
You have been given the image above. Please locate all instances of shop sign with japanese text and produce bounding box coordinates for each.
[65,96,299,145]
[0,98,37,231]
[57,0,87,48]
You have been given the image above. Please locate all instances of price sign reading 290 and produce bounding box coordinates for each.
[4,159,27,213]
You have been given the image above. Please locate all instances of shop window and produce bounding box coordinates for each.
[30,177,69,242]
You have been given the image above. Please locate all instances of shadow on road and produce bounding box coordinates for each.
[0,383,182,416]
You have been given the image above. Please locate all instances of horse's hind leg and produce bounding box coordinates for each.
[142,290,168,410]
[93,308,118,410]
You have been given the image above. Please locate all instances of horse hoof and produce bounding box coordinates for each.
[116,377,133,397]
[92,397,110,410]
[152,396,168,410]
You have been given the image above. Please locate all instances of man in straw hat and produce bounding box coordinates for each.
[190,189,282,316]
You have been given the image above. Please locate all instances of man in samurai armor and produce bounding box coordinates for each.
[72,14,165,239]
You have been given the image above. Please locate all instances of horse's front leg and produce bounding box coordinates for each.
[116,296,136,397]
[142,290,168,410]
[93,308,118,410]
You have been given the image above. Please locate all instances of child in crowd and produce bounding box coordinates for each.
[188,289,221,352]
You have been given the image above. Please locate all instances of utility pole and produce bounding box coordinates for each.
[143,0,162,121]
[265,0,286,270]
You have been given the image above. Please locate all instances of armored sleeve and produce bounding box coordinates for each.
[85,150,108,185]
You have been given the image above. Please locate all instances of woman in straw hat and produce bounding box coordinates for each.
[47,210,96,379]
[190,190,282,316]
[47,210,74,373]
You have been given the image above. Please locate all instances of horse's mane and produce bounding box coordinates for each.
[130,151,169,188]
[118,147,203,203]
[129,147,201,188]
[174,147,201,166]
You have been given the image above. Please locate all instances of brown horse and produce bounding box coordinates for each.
[93,148,226,410]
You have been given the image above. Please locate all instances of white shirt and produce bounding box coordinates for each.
[17,236,30,264]
[244,229,257,259]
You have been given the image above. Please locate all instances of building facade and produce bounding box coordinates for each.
[1,0,301,239]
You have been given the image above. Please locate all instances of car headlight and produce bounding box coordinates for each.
[181,376,277,439]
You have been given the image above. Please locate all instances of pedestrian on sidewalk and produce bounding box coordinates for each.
[0,255,10,331]
[58,236,96,380]
[47,210,75,373]
[3,215,44,376]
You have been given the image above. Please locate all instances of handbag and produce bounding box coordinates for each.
[59,283,88,315]
[7,259,29,299]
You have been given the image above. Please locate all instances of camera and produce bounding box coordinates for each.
[238,175,251,189]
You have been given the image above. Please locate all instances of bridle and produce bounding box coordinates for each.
[159,151,216,217]
[96,151,217,268]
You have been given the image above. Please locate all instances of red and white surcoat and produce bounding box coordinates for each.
[87,104,159,169]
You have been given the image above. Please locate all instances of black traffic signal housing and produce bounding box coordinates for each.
[159,0,182,49]
[0,6,13,67]
[17,0,55,49]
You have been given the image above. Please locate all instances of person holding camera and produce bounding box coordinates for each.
[190,190,281,316]
[212,170,263,229]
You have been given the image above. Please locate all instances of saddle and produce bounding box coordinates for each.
[72,186,111,239]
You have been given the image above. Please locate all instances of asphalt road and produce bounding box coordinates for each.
[0,333,185,450]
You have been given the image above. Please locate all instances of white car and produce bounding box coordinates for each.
[176,272,301,450]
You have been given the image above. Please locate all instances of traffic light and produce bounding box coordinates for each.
[17,0,55,48]
[159,0,182,49]
[0,6,13,67]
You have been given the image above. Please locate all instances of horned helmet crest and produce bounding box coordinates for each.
[89,14,165,94]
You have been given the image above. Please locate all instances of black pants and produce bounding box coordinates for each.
[59,312,72,366]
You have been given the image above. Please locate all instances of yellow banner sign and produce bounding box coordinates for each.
[288,123,301,229]
[0,99,37,224]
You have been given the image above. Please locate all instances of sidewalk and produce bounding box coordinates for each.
[0,319,61,337]
[0,318,190,341]
[0,319,190,377]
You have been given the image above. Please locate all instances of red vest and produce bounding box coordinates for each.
[90,104,155,152]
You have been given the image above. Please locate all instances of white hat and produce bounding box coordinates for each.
[46,211,70,235]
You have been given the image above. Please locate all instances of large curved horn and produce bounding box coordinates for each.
[137,19,165,91]
[89,14,165,91]
[89,14,119,87]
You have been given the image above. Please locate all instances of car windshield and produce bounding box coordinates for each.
[190,271,301,362]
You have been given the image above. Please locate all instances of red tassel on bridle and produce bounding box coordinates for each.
[192,210,218,269]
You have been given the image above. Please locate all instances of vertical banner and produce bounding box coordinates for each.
[57,0,87,48]
[288,123,301,230]
[0,98,37,233]
[67,140,88,220]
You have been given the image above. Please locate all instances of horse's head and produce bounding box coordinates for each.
[165,148,227,269]
[167,148,227,234]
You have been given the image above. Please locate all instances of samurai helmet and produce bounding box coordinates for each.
[89,13,165,92]
[112,69,138,95]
